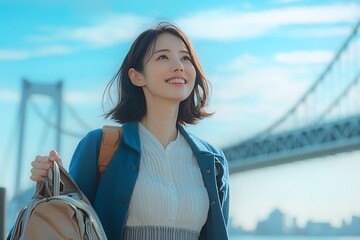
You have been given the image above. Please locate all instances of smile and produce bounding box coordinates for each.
[166,78,187,84]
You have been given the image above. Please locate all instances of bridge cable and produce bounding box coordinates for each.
[63,101,93,132]
[255,18,360,137]
[315,72,360,125]
[30,102,86,139]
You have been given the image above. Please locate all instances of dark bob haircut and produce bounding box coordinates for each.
[103,22,212,125]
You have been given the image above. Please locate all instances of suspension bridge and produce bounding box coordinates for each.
[223,19,360,173]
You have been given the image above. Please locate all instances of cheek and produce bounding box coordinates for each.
[189,66,196,81]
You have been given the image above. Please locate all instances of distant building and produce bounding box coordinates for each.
[229,208,360,237]
[305,220,335,235]
[350,216,360,235]
[256,208,285,235]
[288,217,304,235]
[339,216,360,235]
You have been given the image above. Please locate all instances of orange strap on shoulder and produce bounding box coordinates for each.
[98,125,123,181]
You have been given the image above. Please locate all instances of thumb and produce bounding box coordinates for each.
[49,150,62,164]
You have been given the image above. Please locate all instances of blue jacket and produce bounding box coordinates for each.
[9,121,230,240]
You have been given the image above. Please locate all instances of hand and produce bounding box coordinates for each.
[30,150,63,182]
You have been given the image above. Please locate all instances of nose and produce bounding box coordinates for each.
[173,59,184,72]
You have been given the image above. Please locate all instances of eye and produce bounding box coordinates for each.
[182,55,192,61]
[157,55,168,60]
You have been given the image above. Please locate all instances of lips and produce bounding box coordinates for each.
[166,78,187,84]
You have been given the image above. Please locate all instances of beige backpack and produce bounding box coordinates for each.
[9,126,123,240]
[9,160,108,240]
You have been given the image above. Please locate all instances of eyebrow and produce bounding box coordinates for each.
[153,49,190,54]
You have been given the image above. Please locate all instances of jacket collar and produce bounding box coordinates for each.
[122,122,141,153]
[177,124,218,156]
[122,121,216,156]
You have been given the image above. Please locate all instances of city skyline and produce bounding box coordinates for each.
[229,208,360,236]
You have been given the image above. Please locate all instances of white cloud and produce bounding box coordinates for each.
[65,91,101,104]
[17,3,359,52]
[0,50,29,61]
[221,54,262,72]
[29,15,150,47]
[176,9,274,40]
[207,59,315,139]
[34,45,72,57]
[203,72,311,144]
[212,66,310,101]
[275,50,334,65]
[0,45,72,61]
[289,26,353,38]
[176,3,360,40]
[0,89,20,102]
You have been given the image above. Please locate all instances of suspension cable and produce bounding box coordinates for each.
[315,72,360,125]
[30,102,86,139]
[64,101,93,132]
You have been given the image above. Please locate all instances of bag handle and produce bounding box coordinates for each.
[33,160,91,205]
[52,161,60,196]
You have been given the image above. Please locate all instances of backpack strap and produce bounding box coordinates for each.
[98,125,123,181]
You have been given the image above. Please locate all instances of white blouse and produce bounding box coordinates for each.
[125,123,209,233]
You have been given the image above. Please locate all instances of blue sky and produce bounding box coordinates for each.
[0,0,360,231]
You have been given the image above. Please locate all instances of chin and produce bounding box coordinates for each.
[171,94,192,102]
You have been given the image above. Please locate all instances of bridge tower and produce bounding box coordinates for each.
[15,79,63,196]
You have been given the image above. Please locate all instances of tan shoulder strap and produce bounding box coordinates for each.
[98,125,123,181]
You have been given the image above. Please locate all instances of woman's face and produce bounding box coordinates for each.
[135,33,196,106]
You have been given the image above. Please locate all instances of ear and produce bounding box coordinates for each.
[128,68,145,87]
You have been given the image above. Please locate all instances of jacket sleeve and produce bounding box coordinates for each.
[218,149,230,227]
[69,129,102,205]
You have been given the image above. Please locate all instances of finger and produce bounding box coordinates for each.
[30,175,45,182]
[31,160,50,171]
[49,150,62,164]
[49,150,59,159]
[30,168,48,182]
[34,155,51,164]
[31,168,48,177]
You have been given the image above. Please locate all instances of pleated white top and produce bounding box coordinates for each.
[125,123,209,234]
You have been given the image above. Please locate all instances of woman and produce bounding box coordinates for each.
[29,22,229,240]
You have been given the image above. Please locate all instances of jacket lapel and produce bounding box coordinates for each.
[178,125,228,239]
[177,125,218,203]
[95,122,141,239]
[122,122,141,153]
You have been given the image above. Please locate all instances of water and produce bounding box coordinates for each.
[230,236,360,240]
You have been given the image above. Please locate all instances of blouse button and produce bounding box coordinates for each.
[120,199,127,205]
[206,169,211,174]
[132,165,137,172]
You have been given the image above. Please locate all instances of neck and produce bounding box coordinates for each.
[140,100,179,148]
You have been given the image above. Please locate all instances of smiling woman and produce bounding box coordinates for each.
[125,33,198,128]
[103,23,212,126]
[11,22,230,240]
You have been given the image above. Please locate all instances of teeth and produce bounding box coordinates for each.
[167,78,185,84]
